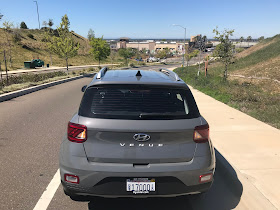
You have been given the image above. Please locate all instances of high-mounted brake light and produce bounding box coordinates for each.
[67,122,87,143]
[193,124,209,143]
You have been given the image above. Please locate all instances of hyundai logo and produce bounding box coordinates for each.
[133,133,151,142]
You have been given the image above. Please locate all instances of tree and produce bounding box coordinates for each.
[3,21,13,30]
[118,48,135,65]
[213,27,235,80]
[202,35,207,42]
[239,36,244,47]
[247,36,252,42]
[87,29,95,40]
[184,45,195,67]
[42,21,48,28]
[20,21,28,29]
[109,50,117,64]
[3,21,14,68]
[155,49,167,59]
[247,36,252,47]
[258,36,264,42]
[89,36,110,66]
[141,48,148,55]
[48,14,79,73]
[48,19,54,28]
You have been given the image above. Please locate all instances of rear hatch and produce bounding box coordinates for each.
[79,118,201,164]
[78,85,201,164]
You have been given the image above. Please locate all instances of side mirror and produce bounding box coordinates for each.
[81,85,87,92]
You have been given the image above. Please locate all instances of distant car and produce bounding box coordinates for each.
[59,67,216,199]
[148,57,158,62]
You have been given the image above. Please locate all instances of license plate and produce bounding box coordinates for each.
[126,178,156,194]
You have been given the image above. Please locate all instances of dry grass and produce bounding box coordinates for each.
[232,56,280,82]
[0,28,100,70]
[235,39,276,59]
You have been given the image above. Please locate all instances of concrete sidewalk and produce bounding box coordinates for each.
[190,86,280,209]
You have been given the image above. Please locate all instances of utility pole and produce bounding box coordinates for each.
[34,1,40,29]
[172,24,186,67]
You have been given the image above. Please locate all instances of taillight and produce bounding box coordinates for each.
[67,122,87,143]
[193,124,209,143]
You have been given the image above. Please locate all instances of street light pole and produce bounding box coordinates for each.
[173,24,186,67]
[33,1,40,29]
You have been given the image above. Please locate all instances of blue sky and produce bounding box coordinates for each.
[1,0,280,39]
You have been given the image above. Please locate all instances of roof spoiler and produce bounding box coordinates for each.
[159,68,180,81]
[96,66,108,79]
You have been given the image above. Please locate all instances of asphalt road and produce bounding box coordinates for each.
[0,67,243,210]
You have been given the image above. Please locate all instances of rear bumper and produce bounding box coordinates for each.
[62,177,213,198]
[59,138,216,198]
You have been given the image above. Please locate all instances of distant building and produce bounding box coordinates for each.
[116,38,188,55]
[190,34,201,42]
[117,37,130,48]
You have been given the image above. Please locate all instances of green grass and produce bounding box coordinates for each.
[174,65,280,129]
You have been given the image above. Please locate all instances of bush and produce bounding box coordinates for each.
[1,71,67,87]
[27,33,35,40]
[129,63,135,68]
[20,22,28,29]
[13,32,22,44]
[41,37,48,42]
[236,48,244,53]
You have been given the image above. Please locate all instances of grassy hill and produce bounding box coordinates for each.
[229,35,280,93]
[207,35,280,93]
[0,28,105,70]
[174,35,280,128]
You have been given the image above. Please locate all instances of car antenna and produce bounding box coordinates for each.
[136,70,142,77]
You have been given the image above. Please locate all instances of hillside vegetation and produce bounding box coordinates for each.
[0,28,102,70]
[174,35,280,129]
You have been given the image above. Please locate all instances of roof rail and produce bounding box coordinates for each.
[159,68,180,81]
[96,67,108,79]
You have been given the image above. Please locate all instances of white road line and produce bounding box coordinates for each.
[33,169,61,210]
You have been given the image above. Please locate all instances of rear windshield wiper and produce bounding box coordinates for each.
[139,113,182,119]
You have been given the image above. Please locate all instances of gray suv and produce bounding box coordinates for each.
[59,67,215,198]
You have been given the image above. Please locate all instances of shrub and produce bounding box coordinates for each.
[236,48,244,53]
[13,33,22,44]
[1,71,67,87]
[41,37,48,42]
[129,63,135,68]
[20,22,28,29]
[27,33,35,40]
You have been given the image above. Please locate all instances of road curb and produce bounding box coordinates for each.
[0,73,94,103]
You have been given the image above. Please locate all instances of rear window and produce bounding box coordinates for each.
[79,85,200,120]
